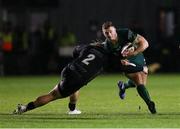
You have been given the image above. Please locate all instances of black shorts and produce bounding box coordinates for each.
[58,66,85,97]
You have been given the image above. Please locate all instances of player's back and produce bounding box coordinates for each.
[59,45,109,97]
[69,45,108,84]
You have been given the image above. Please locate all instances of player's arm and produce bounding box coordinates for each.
[122,34,149,57]
[132,34,149,55]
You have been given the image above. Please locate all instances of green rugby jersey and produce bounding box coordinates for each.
[102,28,137,55]
[102,28,146,66]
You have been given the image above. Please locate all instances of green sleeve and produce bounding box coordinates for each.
[127,29,137,43]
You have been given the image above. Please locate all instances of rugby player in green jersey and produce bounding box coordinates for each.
[102,21,156,114]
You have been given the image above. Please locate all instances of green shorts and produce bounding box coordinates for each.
[120,53,146,73]
[127,53,146,67]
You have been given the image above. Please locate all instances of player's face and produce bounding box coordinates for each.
[102,26,118,42]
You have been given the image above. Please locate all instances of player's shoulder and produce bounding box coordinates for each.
[117,28,130,31]
[117,28,134,35]
[117,28,137,41]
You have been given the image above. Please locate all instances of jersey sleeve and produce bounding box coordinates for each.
[127,29,137,43]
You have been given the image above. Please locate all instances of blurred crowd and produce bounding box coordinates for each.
[0,20,78,75]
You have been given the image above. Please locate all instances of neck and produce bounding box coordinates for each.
[111,37,118,44]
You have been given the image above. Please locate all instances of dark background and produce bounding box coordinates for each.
[0,0,179,75]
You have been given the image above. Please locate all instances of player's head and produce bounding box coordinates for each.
[102,21,118,42]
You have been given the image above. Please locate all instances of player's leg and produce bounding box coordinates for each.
[126,71,150,104]
[126,71,156,114]
[68,90,81,115]
[118,59,147,99]
[13,84,63,114]
[119,79,136,90]
[119,66,148,90]
[118,79,136,99]
[124,66,148,89]
[118,62,147,99]
[13,63,86,115]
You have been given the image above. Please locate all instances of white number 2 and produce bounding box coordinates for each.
[82,54,95,65]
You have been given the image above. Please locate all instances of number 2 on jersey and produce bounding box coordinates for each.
[82,54,95,65]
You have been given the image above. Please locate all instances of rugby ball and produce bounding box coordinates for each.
[121,43,135,54]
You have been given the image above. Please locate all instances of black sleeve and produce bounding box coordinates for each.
[73,45,87,58]
[127,29,137,43]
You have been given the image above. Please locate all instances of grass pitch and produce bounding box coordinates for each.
[0,74,180,128]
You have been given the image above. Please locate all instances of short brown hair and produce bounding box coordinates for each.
[102,21,113,29]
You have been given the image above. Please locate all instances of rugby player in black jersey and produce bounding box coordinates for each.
[13,43,109,114]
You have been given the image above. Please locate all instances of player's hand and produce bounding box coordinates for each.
[121,59,130,66]
[121,59,136,67]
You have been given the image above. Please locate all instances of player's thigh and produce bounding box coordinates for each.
[125,71,147,85]
[59,75,84,98]
[141,71,148,85]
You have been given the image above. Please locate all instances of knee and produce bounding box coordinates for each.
[49,86,62,99]
[134,73,146,85]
